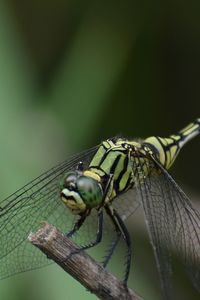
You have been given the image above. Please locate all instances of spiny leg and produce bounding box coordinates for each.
[105,205,132,285]
[114,210,132,284]
[99,174,118,266]
[80,209,103,250]
[67,209,90,238]
[102,231,121,268]
[66,209,104,260]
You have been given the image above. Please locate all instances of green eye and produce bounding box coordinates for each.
[76,176,103,207]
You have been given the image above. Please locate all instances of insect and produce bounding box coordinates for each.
[0,119,200,299]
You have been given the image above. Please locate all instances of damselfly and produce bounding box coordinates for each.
[0,119,200,299]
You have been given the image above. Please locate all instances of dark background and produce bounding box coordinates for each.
[0,1,199,299]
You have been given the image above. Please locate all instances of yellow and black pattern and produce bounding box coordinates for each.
[89,139,135,199]
[87,118,200,202]
[144,118,200,169]
[0,118,199,300]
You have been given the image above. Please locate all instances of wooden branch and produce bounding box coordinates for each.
[28,222,143,300]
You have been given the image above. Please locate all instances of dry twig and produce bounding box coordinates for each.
[28,222,143,300]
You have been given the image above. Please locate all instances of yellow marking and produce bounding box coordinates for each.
[162,139,168,146]
[166,150,170,167]
[83,170,101,182]
[180,124,192,133]
[119,170,130,191]
[62,197,86,213]
[103,140,116,149]
[89,145,106,166]
[110,189,117,200]
[182,125,198,136]
[109,140,117,148]
[170,134,180,141]
[144,136,166,166]
[179,123,194,133]
[102,141,110,149]
[165,137,175,145]
[170,145,177,159]
[89,167,105,177]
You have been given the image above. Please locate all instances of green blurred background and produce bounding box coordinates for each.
[0,0,200,299]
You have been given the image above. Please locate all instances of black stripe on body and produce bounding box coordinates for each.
[157,136,179,168]
[99,147,128,176]
[114,154,129,193]
[109,154,121,175]
[123,172,133,191]
[157,137,167,168]
[98,146,110,166]
[89,141,133,196]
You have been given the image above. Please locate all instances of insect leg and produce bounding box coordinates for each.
[79,209,103,250]
[102,231,121,268]
[67,210,90,238]
[66,209,103,260]
[105,205,131,284]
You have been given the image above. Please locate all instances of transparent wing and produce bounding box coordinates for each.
[112,188,141,221]
[135,153,200,299]
[0,145,100,279]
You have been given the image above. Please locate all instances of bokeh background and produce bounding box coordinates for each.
[0,1,200,299]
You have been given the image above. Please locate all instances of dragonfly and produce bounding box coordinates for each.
[0,119,200,300]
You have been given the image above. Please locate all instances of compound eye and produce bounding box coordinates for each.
[76,176,103,207]
[64,172,78,190]
[77,176,94,193]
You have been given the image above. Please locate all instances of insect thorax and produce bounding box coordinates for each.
[87,138,152,202]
